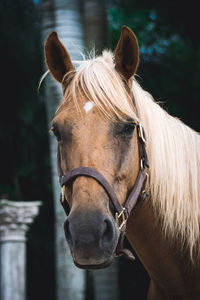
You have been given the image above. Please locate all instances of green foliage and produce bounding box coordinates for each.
[0,0,49,200]
[108,0,200,131]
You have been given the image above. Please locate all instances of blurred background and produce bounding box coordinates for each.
[0,0,199,299]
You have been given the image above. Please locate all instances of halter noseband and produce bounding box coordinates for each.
[57,122,149,261]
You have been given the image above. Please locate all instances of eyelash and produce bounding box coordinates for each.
[51,126,61,141]
[121,122,136,137]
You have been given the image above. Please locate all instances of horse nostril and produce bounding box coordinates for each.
[100,218,114,248]
[64,219,74,248]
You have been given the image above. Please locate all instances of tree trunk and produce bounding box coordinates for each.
[82,1,120,299]
[41,1,85,299]
[82,0,108,54]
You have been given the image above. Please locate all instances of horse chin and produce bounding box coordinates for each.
[73,258,114,270]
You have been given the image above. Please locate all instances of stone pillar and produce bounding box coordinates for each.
[0,200,41,300]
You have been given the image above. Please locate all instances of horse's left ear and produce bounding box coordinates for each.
[115,26,139,80]
[44,31,74,83]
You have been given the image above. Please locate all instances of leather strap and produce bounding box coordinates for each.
[57,123,149,261]
[60,166,147,217]
[61,167,124,215]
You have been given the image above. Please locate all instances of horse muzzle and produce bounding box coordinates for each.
[64,210,119,269]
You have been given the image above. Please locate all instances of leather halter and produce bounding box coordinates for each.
[57,122,149,261]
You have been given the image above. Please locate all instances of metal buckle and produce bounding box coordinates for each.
[141,172,149,194]
[145,172,149,182]
[115,207,127,231]
[138,123,146,143]
[61,185,66,203]
[140,159,144,170]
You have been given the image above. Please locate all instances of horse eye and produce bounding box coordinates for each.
[122,122,135,136]
[51,125,61,141]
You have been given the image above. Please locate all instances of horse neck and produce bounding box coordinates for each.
[134,80,200,267]
[125,198,200,297]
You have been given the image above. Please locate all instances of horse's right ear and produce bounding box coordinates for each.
[44,31,74,83]
[115,26,139,81]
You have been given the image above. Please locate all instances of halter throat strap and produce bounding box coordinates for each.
[57,122,149,261]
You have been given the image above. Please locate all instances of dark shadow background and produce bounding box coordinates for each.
[0,0,199,299]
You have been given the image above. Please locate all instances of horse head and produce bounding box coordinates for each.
[44,26,147,269]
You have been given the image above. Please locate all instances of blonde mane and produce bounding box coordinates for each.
[133,79,200,262]
[62,51,200,262]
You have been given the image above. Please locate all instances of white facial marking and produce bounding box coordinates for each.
[84,101,94,114]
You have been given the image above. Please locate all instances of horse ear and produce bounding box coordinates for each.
[115,26,139,80]
[44,31,74,83]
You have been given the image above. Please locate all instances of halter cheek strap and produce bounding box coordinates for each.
[57,123,149,261]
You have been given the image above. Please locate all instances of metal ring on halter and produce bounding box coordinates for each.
[140,159,144,170]
[115,207,127,231]
[61,185,66,204]
[138,122,146,143]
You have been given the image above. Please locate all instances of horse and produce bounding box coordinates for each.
[44,26,200,299]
